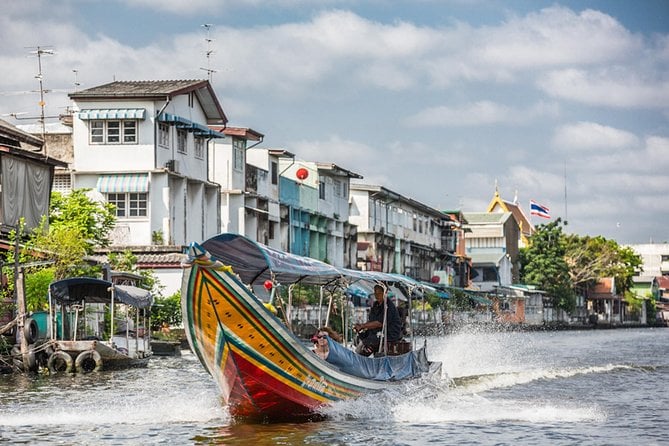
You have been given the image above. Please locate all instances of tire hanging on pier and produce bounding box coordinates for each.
[47,351,73,374]
[23,318,38,344]
[75,350,103,373]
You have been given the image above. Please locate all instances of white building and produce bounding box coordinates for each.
[463,212,520,287]
[69,80,228,295]
[349,183,447,279]
[628,243,669,278]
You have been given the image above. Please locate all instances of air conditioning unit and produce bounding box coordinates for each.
[165,159,177,172]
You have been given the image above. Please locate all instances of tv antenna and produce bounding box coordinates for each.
[72,69,81,92]
[27,45,54,149]
[200,24,216,81]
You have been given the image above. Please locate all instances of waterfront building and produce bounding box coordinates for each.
[462,212,519,290]
[278,157,361,268]
[486,188,534,247]
[67,80,228,293]
[208,127,281,247]
[628,243,669,277]
[349,183,451,280]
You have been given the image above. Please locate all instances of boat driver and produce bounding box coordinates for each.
[354,284,402,356]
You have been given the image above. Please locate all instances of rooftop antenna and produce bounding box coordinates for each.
[27,45,54,150]
[72,69,80,92]
[200,24,216,82]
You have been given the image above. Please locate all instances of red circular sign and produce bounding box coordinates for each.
[263,280,273,290]
[296,168,309,180]
[431,275,440,283]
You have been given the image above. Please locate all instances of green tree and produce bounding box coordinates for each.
[48,189,116,250]
[564,234,642,296]
[520,219,576,312]
[2,190,117,310]
[151,291,182,331]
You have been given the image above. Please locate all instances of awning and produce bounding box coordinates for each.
[97,174,149,193]
[158,113,226,138]
[78,108,146,120]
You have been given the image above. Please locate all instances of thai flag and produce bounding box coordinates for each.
[530,200,551,219]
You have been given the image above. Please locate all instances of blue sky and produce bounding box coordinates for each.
[2,0,668,245]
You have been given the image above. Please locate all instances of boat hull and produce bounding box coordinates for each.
[181,260,396,421]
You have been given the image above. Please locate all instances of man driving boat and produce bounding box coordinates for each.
[354,284,402,356]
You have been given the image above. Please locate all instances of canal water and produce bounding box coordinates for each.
[1,327,667,445]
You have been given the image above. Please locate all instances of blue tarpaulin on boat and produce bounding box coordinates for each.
[324,337,430,381]
[201,233,343,285]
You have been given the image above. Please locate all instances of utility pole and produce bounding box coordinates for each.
[28,45,54,151]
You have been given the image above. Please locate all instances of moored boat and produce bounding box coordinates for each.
[181,233,442,421]
[42,277,153,374]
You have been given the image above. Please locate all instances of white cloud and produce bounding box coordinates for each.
[538,68,669,108]
[552,121,639,151]
[404,100,558,127]
[475,7,640,68]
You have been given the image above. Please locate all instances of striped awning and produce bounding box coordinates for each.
[96,174,149,193]
[78,109,146,120]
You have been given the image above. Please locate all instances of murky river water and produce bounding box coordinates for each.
[1,327,667,445]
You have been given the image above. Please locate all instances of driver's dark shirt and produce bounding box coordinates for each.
[368,298,402,342]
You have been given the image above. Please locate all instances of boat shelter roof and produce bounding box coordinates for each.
[49,277,153,308]
[198,233,429,291]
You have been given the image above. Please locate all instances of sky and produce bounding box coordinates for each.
[2,0,668,245]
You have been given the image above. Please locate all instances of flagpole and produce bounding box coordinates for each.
[564,160,568,226]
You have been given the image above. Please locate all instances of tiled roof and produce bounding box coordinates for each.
[501,200,534,235]
[463,212,511,224]
[657,276,669,289]
[88,251,187,267]
[69,80,228,124]
[70,80,207,97]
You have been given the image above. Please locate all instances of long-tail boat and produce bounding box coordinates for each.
[181,233,442,421]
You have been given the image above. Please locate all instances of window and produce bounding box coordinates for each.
[107,192,148,218]
[123,121,136,143]
[91,121,104,143]
[334,179,343,197]
[233,139,244,171]
[177,129,187,153]
[52,174,71,193]
[319,181,326,199]
[194,137,205,159]
[271,161,278,185]
[158,123,170,147]
[90,120,138,144]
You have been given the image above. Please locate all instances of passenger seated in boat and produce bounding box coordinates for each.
[311,329,330,360]
[311,327,341,360]
[353,284,402,357]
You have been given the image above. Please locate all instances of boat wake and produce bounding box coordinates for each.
[322,373,607,424]
[0,387,228,427]
[450,363,638,393]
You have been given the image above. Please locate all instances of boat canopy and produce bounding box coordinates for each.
[49,277,153,309]
[198,233,432,291]
[201,233,344,285]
